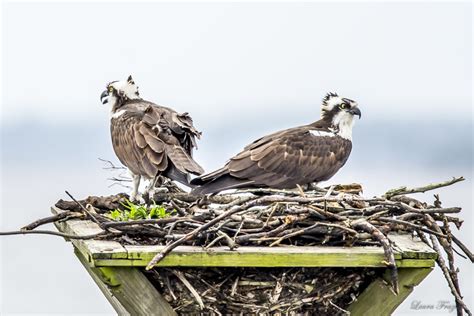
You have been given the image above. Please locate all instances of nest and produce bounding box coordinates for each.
[144,267,379,315]
[8,177,471,315]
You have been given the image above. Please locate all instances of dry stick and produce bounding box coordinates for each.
[65,191,102,226]
[170,269,205,310]
[21,211,82,231]
[328,300,350,315]
[417,207,462,214]
[429,235,472,316]
[426,215,465,316]
[217,231,237,249]
[145,196,305,270]
[234,222,289,244]
[307,205,348,221]
[102,215,204,228]
[423,215,474,263]
[442,216,464,316]
[98,157,127,170]
[451,235,474,262]
[0,229,111,240]
[350,219,399,294]
[384,176,465,199]
[270,222,357,247]
[376,217,448,238]
[379,200,461,215]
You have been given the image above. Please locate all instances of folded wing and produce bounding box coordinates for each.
[191,127,351,194]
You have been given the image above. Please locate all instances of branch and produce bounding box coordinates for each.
[350,219,399,294]
[0,229,112,240]
[384,177,465,199]
[65,191,102,226]
[430,235,472,316]
[21,211,83,231]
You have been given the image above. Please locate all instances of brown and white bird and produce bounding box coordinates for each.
[191,93,361,195]
[100,75,204,200]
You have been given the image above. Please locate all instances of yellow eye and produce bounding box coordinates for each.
[339,103,346,109]
[108,86,114,92]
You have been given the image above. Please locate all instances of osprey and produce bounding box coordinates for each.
[191,93,361,195]
[100,75,205,200]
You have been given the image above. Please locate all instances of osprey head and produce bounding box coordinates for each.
[320,92,361,140]
[100,75,141,108]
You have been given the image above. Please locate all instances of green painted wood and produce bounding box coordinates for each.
[125,244,403,268]
[75,249,176,315]
[51,206,128,264]
[92,257,435,268]
[75,248,131,315]
[88,245,435,268]
[397,259,435,268]
[347,267,433,316]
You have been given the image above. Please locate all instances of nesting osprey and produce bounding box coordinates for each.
[100,76,204,200]
[191,93,361,195]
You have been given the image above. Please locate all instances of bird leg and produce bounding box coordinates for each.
[145,175,163,200]
[130,173,142,202]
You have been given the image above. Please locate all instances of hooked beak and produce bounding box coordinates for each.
[100,90,109,104]
[349,107,362,119]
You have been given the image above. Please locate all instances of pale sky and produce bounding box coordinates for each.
[2,2,472,126]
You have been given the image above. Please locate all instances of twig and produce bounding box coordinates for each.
[328,300,350,315]
[270,222,357,247]
[451,235,474,262]
[146,196,288,270]
[21,211,82,231]
[170,269,205,310]
[430,235,471,316]
[384,177,465,199]
[0,229,112,239]
[65,191,102,226]
[376,217,448,238]
[98,158,126,170]
[350,219,399,294]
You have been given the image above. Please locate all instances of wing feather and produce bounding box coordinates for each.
[227,128,352,188]
[111,100,204,183]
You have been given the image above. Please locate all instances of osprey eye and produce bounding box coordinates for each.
[339,104,346,109]
[108,86,114,92]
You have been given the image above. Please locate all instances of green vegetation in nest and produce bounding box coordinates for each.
[108,199,175,221]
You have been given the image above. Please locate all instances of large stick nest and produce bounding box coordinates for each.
[47,178,473,315]
[0,177,465,314]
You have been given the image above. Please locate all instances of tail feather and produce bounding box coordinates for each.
[164,164,195,188]
[166,145,205,175]
[190,174,254,195]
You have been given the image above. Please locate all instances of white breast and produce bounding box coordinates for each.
[309,130,335,137]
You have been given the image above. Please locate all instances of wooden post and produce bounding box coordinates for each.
[347,267,433,316]
[75,249,176,316]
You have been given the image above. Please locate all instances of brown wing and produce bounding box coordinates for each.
[111,104,204,181]
[227,129,352,188]
[111,115,161,178]
[122,99,202,156]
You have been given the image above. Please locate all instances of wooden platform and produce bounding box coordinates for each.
[52,206,437,315]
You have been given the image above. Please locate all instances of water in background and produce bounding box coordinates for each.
[1,119,472,315]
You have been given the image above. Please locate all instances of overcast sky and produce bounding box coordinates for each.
[2,1,472,127]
